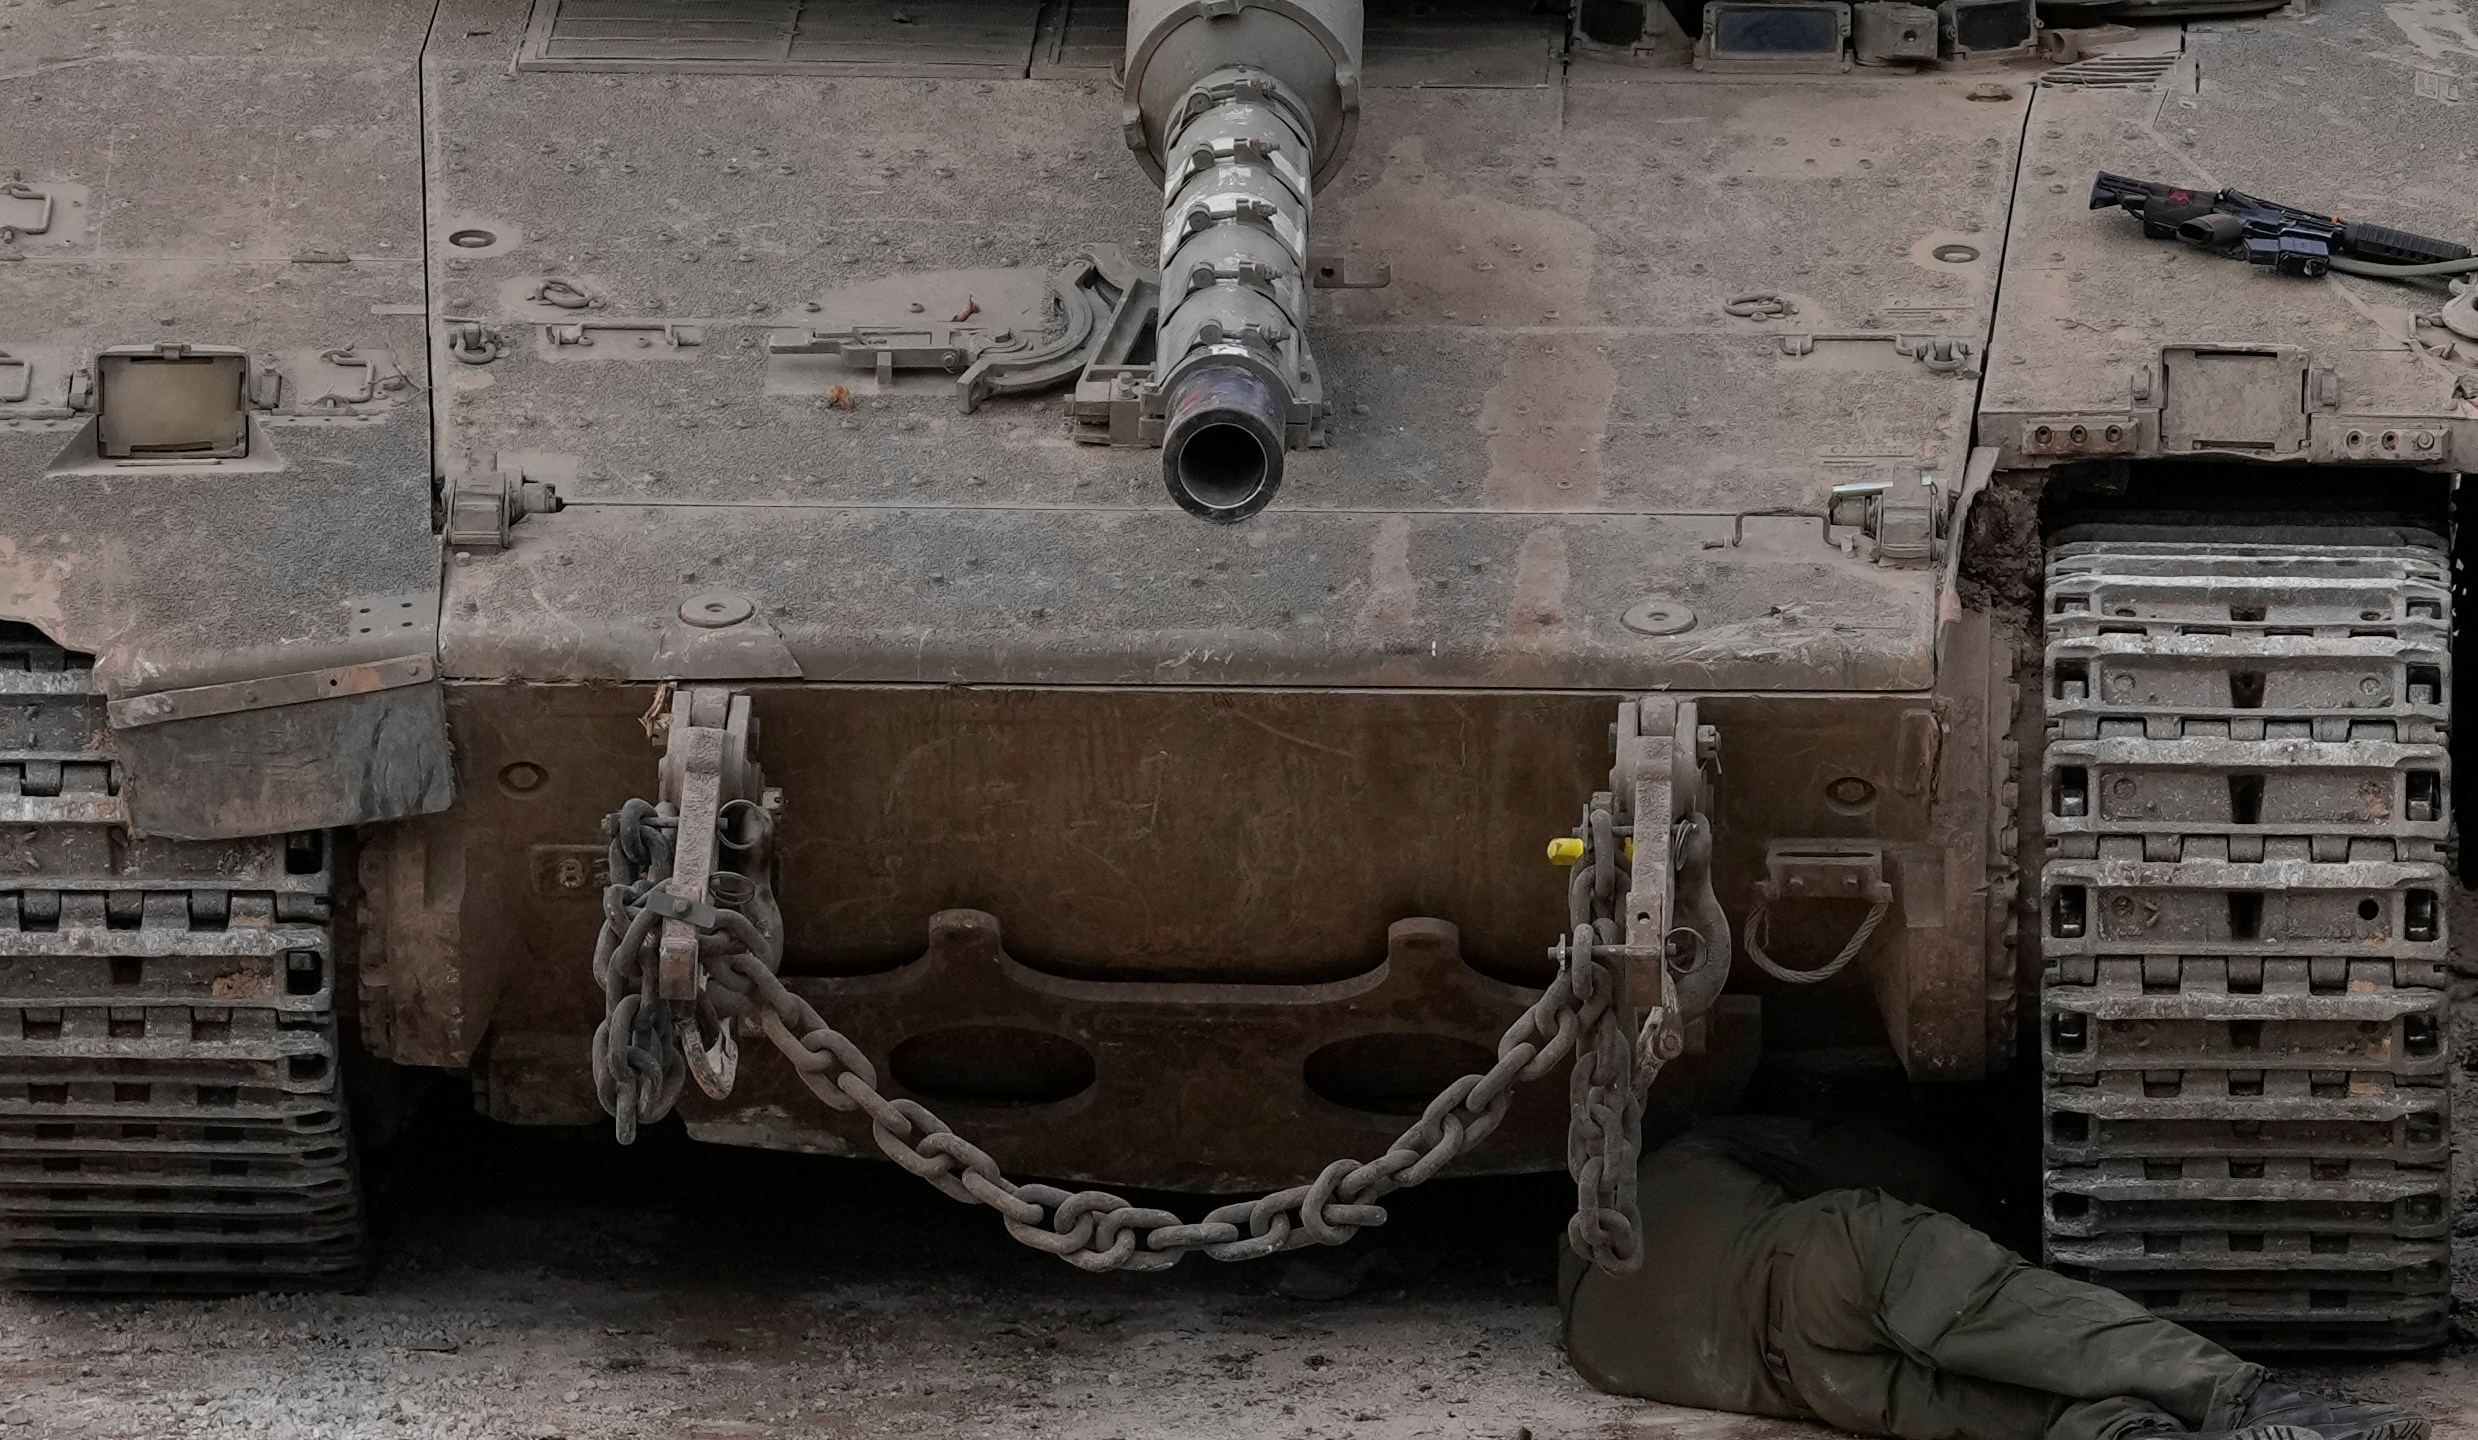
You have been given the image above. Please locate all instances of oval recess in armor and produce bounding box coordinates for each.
[887,1025,1097,1107]
[1304,1033,1498,1117]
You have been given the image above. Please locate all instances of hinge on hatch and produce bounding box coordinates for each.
[1775,332,1976,373]
[1826,474,1942,566]
[444,464,562,551]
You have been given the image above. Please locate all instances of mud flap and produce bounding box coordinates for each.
[114,680,456,840]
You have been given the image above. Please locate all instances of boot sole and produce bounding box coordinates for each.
[2241,1417,2430,1440]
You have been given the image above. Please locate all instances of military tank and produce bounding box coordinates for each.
[2,0,2469,1350]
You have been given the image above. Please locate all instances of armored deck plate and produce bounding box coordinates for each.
[1981,14,2476,466]
[428,3,2028,689]
[0,2,442,698]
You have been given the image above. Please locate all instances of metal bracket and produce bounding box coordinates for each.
[546,321,704,350]
[1757,840,1893,908]
[770,250,1142,415]
[0,352,29,405]
[2018,414,2144,458]
[1776,331,1975,373]
[445,464,562,551]
[1826,474,1942,564]
[312,348,377,406]
[2309,415,2462,466]
[1610,698,1730,1056]
[653,687,768,1003]
[641,886,723,933]
[772,319,984,386]
[961,248,1142,412]
[447,323,505,366]
[106,654,436,728]
[0,179,53,243]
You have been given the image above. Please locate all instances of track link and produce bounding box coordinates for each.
[0,624,363,1291]
[2039,538,2452,1352]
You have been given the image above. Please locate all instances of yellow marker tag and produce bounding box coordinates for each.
[1622,837,1635,862]
[1546,837,1585,866]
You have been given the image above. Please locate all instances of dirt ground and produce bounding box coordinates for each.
[5,1027,2476,1440]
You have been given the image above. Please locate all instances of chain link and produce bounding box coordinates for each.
[594,794,1656,1273]
[590,798,783,1144]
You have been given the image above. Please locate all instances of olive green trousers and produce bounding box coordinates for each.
[1563,1127,2265,1440]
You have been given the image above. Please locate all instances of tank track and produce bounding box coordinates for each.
[0,625,364,1291]
[2039,537,2452,1352]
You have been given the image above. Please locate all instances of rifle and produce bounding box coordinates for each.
[2090,171,2471,278]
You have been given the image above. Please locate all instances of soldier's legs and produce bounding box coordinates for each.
[1762,1339,2066,1440]
[1768,1191,2265,1440]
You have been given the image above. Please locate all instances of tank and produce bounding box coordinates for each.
[0,0,2465,1349]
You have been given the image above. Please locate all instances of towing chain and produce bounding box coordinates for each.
[592,788,1656,1273]
[590,796,785,1144]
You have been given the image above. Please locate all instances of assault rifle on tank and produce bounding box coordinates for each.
[2090,171,2472,278]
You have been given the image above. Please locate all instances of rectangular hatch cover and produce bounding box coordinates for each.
[2158,344,2309,455]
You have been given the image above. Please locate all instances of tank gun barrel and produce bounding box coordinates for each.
[1123,0,1363,521]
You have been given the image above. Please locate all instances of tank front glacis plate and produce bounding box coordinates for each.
[0,0,441,698]
[1982,11,2477,467]
[425,1,2032,691]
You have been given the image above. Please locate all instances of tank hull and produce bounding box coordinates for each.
[2,0,2466,1344]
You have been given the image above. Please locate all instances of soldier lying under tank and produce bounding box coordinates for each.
[1561,1117,2430,1440]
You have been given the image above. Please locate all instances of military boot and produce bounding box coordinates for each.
[2237,1384,2429,1440]
[2137,1423,2313,1440]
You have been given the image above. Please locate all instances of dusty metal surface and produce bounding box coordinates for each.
[586,686,1743,1267]
[414,675,2014,1193]
[418,0,2014,688]
[1,0,2470,1334]
[0,0,451,839]
[1979,14,2477,467]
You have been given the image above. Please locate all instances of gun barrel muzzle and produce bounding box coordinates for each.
[1161,362,1287,524]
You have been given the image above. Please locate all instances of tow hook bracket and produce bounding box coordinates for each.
[1759,840,1894,906]
[1609,697,1731,1054]
[1745,841,1896,986]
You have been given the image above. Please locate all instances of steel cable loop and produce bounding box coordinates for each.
[1742,894,1889,985]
